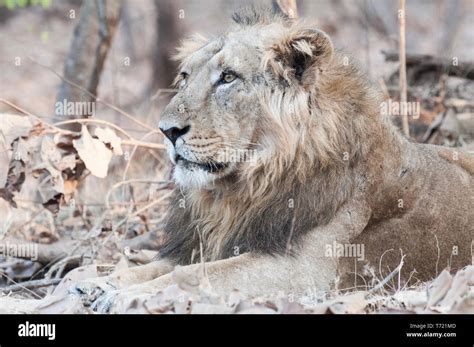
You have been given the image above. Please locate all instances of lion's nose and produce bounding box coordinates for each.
[159,125,190,146]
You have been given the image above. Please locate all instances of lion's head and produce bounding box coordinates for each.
[159,8,384,263]
[159,8,379,189]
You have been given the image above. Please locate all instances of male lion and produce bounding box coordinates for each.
[73,8,473,312]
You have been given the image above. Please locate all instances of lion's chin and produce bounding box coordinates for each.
[173,165,218,189]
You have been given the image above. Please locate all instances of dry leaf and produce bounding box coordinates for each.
[37,295,88,314]
[56,154,77,171]
[124,248,159,265]
[0,113,33,148]
[427,269,452,307]
[73,126,112,178]
[438,266,474,310]
[95,127,123,155]
[191,303,235,314]
[52,264,108,297]
[0,140,26,207]
[328,292,368,314]
[393,290,427,309]
[0,296,42,314]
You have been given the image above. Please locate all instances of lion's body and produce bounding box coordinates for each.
[72,8,473,310]
[347,143,473,285]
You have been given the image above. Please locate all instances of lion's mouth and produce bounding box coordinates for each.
[175,154,228,173]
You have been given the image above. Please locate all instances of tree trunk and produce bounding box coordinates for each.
[152,0,184,94]
[55,0,123,130]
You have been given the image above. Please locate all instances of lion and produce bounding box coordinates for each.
[71,8,474,312]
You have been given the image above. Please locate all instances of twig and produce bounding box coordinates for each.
[444,98,474,108]
[433,233,440,277]
[399,0,409,137]
[122,139,165,150]
[0,278,61,294]
[122,130,162,182]
[53,119,165,150]
[0,273,42,298]
[378,248,394,282]
[45,255,83,280]
[0,98,76,136]
[96,190,174,256]
[274,0,298,19]
[151,88,178,101]
[378,78,390,100]
[370,252,406,293]
[54,118,133,139]
[0,98,37,118]
[27,56,156,132]
[197,226,208,279]
[381,51,474,80]
[0,238,82,265]
[105,179,171,208]
[115,190,174,232]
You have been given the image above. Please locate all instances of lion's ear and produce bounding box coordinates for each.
[270,29,333,86]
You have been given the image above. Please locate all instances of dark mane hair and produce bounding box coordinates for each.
[231,5,287,26]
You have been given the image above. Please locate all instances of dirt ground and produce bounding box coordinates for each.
[0,0,473,314]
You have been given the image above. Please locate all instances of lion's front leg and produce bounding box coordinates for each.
[93,254,288,313]
[97,247,338,313]
[92,198,372,313]
[69,259,174,307]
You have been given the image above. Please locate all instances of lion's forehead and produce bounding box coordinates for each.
[184,27,281,76]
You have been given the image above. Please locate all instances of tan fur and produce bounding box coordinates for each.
[72,10,473,311]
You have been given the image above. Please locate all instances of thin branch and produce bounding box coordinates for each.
[105,179,171,208]
[54,118,133,139]
[399,0,409,137]
[96,190,174,254]
[370,252,406,293]
[0,278,61,294]
[27,56,156,132]
[0,98,37,118]
[122,139,166,150]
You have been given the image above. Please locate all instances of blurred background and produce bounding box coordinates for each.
[0,0,473,295]
[1,0,473,124]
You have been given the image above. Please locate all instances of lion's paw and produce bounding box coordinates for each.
[89,289,120,313]
[69,278,117,309]
[93,289,151,313]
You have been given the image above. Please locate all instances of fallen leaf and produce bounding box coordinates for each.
[191,303,235,314]
[95,127,123,155]
[56,154,77,171]
[427,269,452,307]
[0,140,26,207]
[0,113,33,148]
[438,266,474,310]
[73,126,112,178]
[328,292,368,314]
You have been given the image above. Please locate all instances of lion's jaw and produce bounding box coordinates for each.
[166,139,238,189]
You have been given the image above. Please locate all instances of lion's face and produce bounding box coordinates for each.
[159,21,334,189]
[159,30,268,188]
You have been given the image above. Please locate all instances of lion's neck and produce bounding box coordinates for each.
[160,153,356,263]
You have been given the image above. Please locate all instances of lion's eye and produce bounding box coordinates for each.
[221,72,237,84]
[178,72,189,88]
